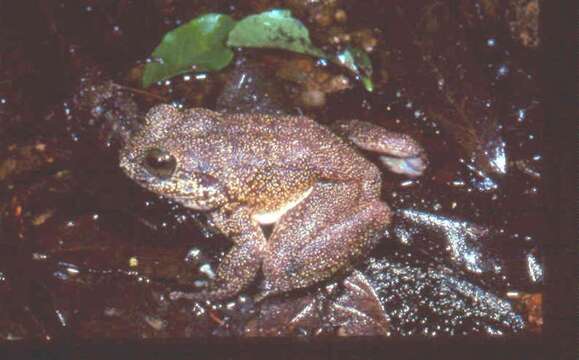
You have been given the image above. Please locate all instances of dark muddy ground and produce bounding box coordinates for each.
[0,0,568,348]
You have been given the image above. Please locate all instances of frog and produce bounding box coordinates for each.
[119,104,426,302]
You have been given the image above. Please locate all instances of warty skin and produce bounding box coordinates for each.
[120,104,426,301]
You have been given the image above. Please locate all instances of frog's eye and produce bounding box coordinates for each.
[142,148,177,179]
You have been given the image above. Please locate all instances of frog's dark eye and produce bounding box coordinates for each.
[142,148,177,179]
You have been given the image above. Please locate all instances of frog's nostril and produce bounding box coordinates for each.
[197,173,220,188]
[142,147,177,179]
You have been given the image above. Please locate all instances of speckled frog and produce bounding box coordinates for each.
[120,104,426,301]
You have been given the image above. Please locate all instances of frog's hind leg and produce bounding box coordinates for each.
[260,182,392,298]
[333,119,427,177]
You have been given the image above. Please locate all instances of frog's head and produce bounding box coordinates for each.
[119,104,228,211]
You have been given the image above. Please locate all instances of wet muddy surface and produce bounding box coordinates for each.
[0,1,544,339]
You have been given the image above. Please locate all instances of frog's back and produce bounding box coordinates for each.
[218,113,377,181]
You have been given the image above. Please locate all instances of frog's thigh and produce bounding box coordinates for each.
[262,183,391,294]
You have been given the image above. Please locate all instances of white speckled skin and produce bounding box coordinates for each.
[120,104,425,301]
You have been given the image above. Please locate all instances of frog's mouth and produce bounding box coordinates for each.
[120,160,227,212]
[172,195,224,211]
[152,184,227,211]
[168,175,229,211]
[119,149,141,177]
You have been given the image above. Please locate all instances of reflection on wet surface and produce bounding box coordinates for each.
[0,1,543,339]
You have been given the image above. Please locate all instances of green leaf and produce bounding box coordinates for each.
[227,9,326,58]
[142,14,236,88]
[334,47,374,92]
[361,76,374,92]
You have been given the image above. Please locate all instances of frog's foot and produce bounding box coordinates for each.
[169,287,240,302]
[252,290,273,304]
[262,183,392,296]
[171,238,263,302]
[333,119,427,177]
[379,154,426,177]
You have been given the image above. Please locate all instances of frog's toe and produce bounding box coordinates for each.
[379,155,427,177]
[169,287,240,302]
[169,290,201,302]
[252,289,275,303]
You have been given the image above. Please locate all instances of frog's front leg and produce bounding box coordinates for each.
[333,119,427,177]
[170,206,265,302]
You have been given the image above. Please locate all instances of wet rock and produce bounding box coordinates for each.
[215,57,288,115]
[363,256,526,336]
[0,1,544,340]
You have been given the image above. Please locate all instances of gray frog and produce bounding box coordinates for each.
[120,104,426,301]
